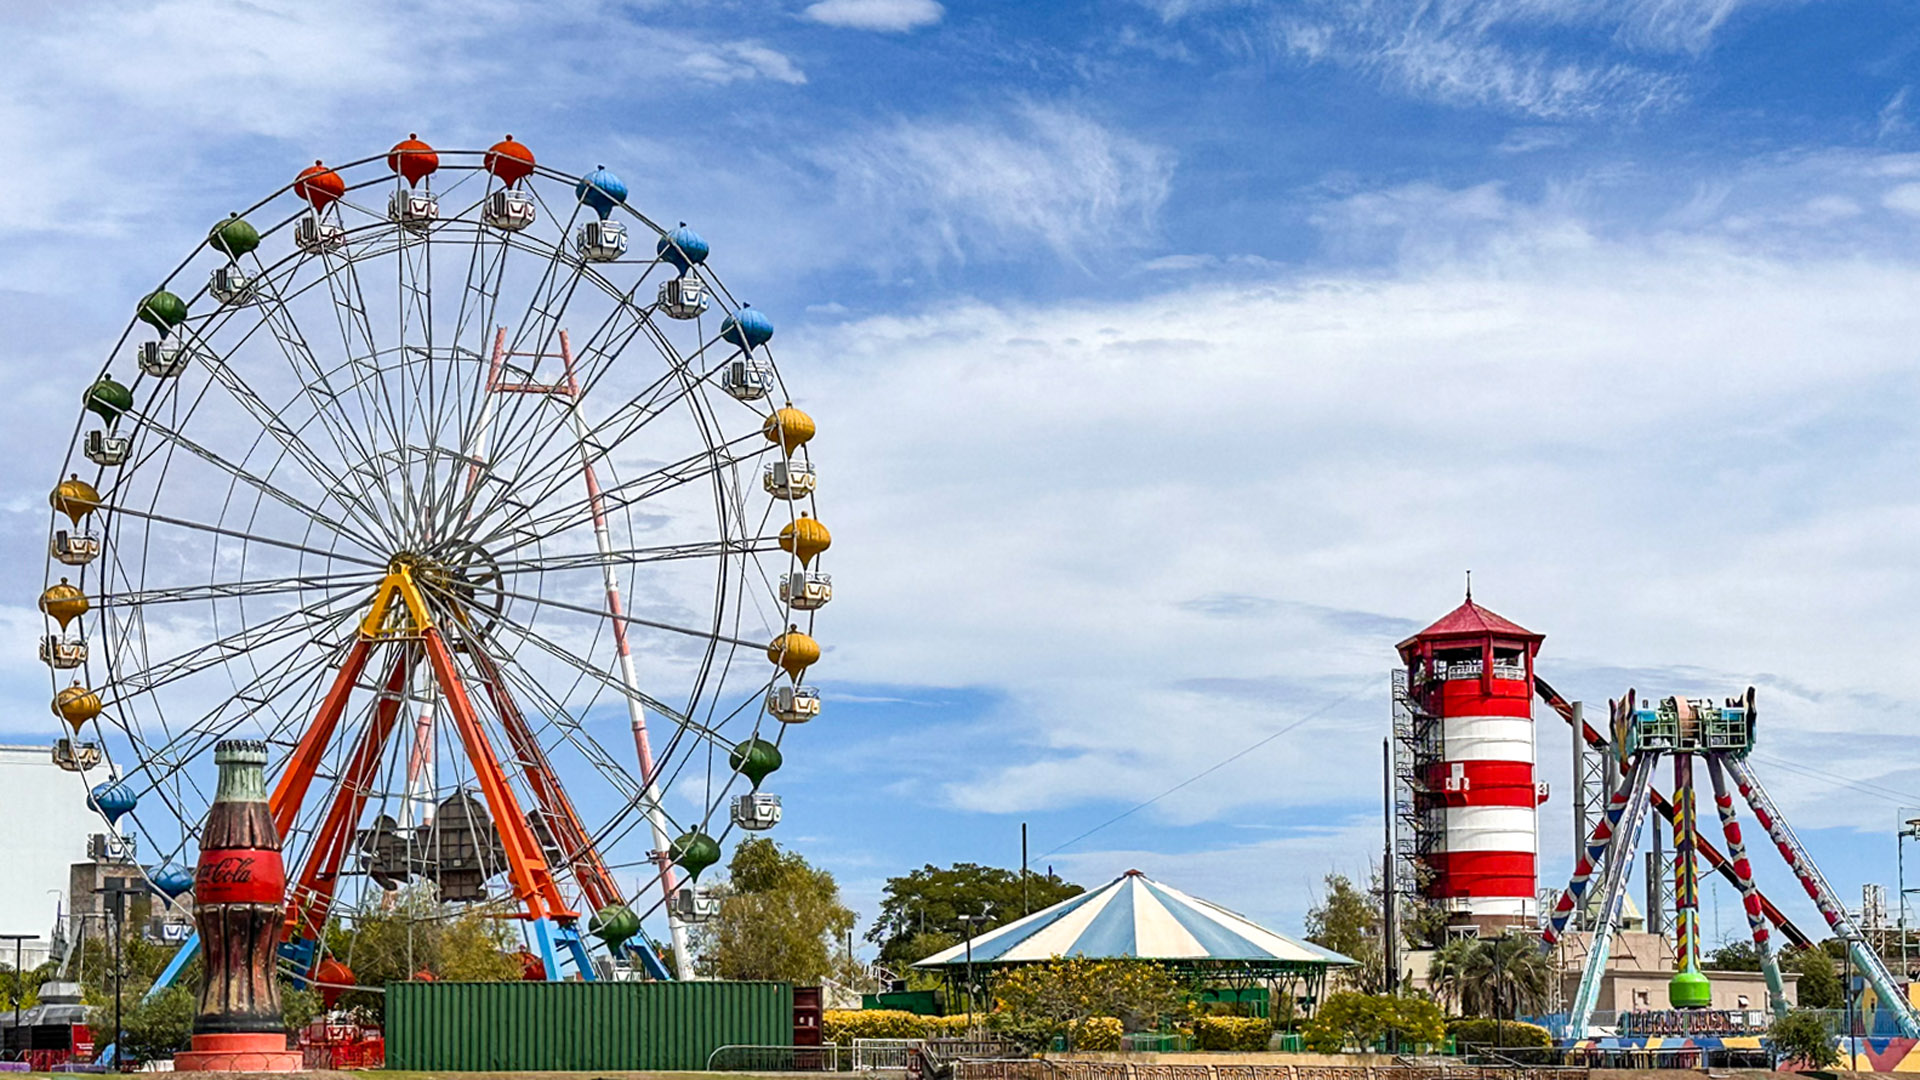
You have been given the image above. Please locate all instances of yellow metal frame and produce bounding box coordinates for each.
[360,565,435,638]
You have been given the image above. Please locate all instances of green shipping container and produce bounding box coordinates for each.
[385,980,795,1071]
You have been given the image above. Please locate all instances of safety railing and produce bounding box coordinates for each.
[854,1038,924,1072]
[708,1043,849,1071]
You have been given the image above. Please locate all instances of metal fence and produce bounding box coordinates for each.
[853,1038,923,1072]
[708,1044,849,1071]
[953,1064,1588,1080]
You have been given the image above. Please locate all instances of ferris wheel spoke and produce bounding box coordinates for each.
[249,265,418,541]
[470,432,766,558]
[315,241,420,532]
[473,343,712,533]
[98,501,389,569]
[131,637,353,820]
[476,649,647,810]
[96,568,383,608]
[463,600,722,742]
[105,586,368,699]
[128,411,390,555]
[192,344,402,548]
[485,537,782,576]
[477,579,766,652]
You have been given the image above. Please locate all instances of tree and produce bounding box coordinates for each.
[867,863,1082,971]
[108,984,194,1062]
[325,884,523,1020]
[1448,935,1552,1043]
[1426,937,1476,1015]
[1306,874,1382,992]
[695,837,857,983]
[1768,1009,1840,1069]
[1706,940,1762,971]
[990,957,1188,1048]
[1303,992,1445,1053]
[1788,944,1842,1009]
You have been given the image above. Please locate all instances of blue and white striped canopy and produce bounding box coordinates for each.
[912,870,1355,969]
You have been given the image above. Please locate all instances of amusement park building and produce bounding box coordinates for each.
[0,745,117,968]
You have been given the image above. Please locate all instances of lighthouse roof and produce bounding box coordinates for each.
[1396,598,1542,657]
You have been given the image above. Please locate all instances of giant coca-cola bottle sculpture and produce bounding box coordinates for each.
[172,739,303,1071]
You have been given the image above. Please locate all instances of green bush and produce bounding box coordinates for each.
[1444,1017,1551,1048]
[1768,1009,1839,1070]
[1072,1016,1123,1051]
[823,1008,976,1044]
[1193,1015,1274,1051]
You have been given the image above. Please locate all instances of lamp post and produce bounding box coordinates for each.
[955,914,983,1032]
[0,934,39,1061]
[95,877,147,1069]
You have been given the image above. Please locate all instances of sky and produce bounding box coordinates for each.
[4,0,1920,961]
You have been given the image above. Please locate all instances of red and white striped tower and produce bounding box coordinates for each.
[1397,590,1546,934]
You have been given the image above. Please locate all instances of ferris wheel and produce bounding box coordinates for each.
[38,134,831,984]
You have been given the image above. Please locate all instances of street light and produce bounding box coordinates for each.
[955,914,984,1032]
[94,877,148,1070]
[0,934,40,1061]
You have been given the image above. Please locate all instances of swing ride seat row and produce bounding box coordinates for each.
[39,135,832,1007]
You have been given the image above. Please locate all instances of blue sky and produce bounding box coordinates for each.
[5,0,1920,956]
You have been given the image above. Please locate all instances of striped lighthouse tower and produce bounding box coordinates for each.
[1396,589,1546,935]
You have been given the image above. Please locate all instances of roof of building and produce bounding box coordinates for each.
[912,869,1355,971]
[1397,597,1543,655]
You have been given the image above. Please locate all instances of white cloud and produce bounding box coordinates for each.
[1884,183,1920,217]
[1260,0,1800,118]
[1880,87,1912,140]
[810,104,1174,265]
[802,0,945,32]
[681,41,808,84]
[784,171,1920,860]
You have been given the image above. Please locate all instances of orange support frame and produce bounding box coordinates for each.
[468,647,622,911]
[266,567,575,944]
[423,625,573,919]
[284,650,414,940]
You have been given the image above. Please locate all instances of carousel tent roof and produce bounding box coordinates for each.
[912,869,1356,970]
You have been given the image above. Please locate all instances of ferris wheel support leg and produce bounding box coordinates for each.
[1704,754,1787,1017]
[1726,757,1920,1038]
[469,647,623,911]
[145,931,200,1000]
[268,637,375,838]
[423,625,571,921]
[558,330,690,978]
[531,919,563,983]
[284,649,415,951]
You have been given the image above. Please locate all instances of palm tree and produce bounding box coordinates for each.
[1427,937,1477,1016]
[1453,934,1553,1046]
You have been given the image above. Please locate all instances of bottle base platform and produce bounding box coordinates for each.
[173,1031,303,1072]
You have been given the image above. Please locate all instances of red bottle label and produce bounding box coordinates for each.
[194,848,286,904]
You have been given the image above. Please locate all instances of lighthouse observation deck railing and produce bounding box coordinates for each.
[1428,660,1527,682]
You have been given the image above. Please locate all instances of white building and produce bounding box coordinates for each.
[0,744,116,969]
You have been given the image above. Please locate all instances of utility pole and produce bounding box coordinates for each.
[1382,737,1398,994]
[1021,823,1030,916]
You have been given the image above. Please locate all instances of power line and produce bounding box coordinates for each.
[1038,677,1376,859]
